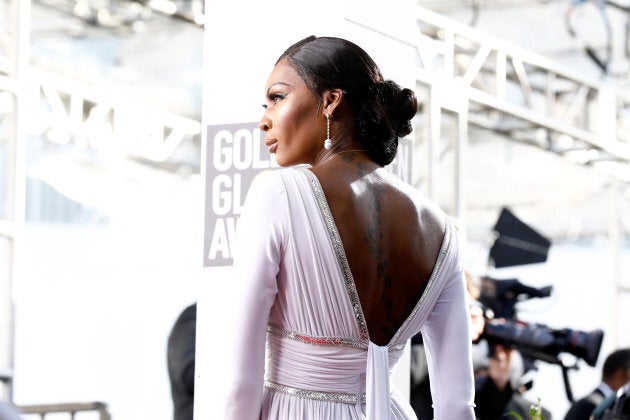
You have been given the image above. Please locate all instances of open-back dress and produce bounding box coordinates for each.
[217,167,475,420]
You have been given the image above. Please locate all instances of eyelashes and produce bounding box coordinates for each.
[262,93,285,109]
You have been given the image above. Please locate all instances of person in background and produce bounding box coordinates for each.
[471,268,553,420]
[412,271,552,419]
[474,342,552,420]
[564,348,630,420]
[167,302,196,420]
[465,272,551,420]
[590,379,630,420]
[211,35,475,419]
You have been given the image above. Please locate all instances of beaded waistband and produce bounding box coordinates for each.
[267,323,407,352]
[267,323,367,349]
[264,380,367,404]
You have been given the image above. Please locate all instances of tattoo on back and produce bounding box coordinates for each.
[363,182,399,338]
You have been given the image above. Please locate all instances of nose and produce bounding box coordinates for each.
[259,114,271,132]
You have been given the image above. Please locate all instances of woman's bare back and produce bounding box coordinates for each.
[310,157,446,346]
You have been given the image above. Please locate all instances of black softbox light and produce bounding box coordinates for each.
[489,207,551,268]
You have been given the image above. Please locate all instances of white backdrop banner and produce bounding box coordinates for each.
[203,122,278,267]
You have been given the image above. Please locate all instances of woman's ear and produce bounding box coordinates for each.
[322,89,344,116]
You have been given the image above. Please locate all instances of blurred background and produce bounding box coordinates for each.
[1,0,629,419]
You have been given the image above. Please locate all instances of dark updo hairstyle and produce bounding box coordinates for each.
[277,36,418,166]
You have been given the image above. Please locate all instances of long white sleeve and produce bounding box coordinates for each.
[210,170,286,420]
[420,228,476,419]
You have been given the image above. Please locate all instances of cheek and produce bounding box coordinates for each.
[277,109,299,138]
[279,105,317,144]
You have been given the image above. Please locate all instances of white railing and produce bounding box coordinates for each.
[18,401,111,420]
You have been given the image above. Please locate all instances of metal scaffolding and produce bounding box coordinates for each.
[415,4,629,345]
[416,5,630,208]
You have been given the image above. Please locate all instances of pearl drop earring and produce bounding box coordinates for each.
[324,113,332,150]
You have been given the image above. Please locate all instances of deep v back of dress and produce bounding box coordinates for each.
[306,165,447,346]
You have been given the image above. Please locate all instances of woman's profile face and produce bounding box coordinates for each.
[260,60,323,166]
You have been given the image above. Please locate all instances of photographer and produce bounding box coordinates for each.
[474,273,608,420]
[564,348,630,420]
[469,272,553,420]
[410,273,552,419]
[475,341,552,420]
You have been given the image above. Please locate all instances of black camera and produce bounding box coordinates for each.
[478,276,604,367]
[478,276,552,320]
[476,276,605,402]
[482,318,604,367]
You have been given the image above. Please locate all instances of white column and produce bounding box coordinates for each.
[608,180,623,348]
[1,0,30,402]
[426,85,442,202]
[454,102,468,243]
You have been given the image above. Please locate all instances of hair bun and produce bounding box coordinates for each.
[379,81,418,138]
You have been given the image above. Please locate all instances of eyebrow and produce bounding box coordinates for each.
[266,82,291,95]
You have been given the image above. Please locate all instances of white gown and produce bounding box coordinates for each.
[215,167,475,420]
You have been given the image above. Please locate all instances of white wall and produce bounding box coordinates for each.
[13,173,204,419]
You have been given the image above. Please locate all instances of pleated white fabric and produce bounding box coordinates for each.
[214,167,475,420]
[366,342,391,419]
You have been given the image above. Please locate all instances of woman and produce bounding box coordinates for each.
[217,36,475,419]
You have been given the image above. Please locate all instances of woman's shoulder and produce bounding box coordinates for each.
[379,168,447,231]
[245,169,286,205]
[248,166,311,199]
[252,165,309,182]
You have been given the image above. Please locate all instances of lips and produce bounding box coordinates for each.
[265,138,278,154]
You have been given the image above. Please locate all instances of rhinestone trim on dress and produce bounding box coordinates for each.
[264,380,367,404]
[267,323,367,349]
[300,168,370,344]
